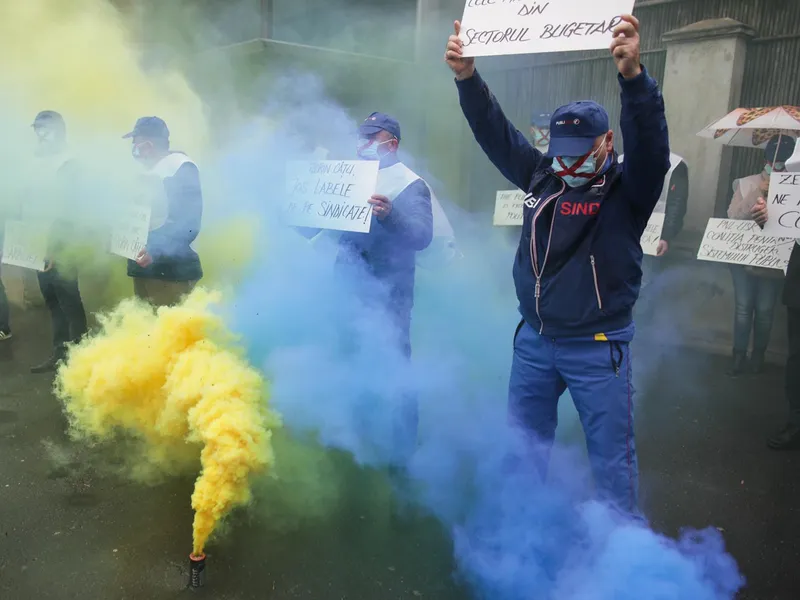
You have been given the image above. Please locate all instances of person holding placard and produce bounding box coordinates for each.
[724,135,796,377]
[29,111,88,374]
[123,117,203,307]
[769,138,800,450]
[337,112,434,464]
[445,15,669,517]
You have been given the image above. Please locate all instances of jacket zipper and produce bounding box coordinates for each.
[590,254,603,310]
[530,181,566,334]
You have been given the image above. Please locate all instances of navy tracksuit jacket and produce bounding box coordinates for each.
[456,68,670,515]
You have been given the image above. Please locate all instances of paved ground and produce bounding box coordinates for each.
[0,305,798,599]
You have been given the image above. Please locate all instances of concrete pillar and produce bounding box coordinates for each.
[661,19,756,233]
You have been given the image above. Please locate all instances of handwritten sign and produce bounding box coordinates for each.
[110,201,151,260]
[697,218,793,271]
[2,220,49,271]
[640,212,665,256]
[493,190,525,226]
[762,172,800,237]
[459,0,635,57]
[284,160,380,233]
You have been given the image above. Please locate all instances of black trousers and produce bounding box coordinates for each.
[37,267,87,350]
[787,308,800,426]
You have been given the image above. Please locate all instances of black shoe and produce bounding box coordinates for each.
[30,351,65,374]
[726,352,747,377]
[749,352,766,374]
[767,424,800,450]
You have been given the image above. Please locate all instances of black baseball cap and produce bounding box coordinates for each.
[765,135,796,163]
[122,116,170,141]
[358,112,401,141]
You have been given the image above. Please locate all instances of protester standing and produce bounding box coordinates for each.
[29,111,88,373]
[123,117,203,307]
[446,15,670,517]
[725,135,795,376]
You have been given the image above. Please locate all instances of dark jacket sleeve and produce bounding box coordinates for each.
[147,163,202,259]
[455,71,541,191]
[381,179,433,251]
[661,162,688,242]
[619,67,671,217]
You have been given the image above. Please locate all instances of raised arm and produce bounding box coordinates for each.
[445,21,541,191]
[612,15,670,217]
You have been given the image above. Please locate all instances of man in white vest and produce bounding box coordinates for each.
[29,110,88,373]
[122,117,203,307]
[336,112,434,465]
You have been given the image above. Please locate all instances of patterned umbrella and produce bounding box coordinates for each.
[696,106,800,148]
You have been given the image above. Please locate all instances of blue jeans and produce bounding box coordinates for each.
[508,321,639,517]
[729,266,782,355]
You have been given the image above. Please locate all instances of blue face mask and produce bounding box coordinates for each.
[553,137,607,188]
[357,138,392,161]
[765,162,785,175]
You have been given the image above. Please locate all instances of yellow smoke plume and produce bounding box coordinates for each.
[54,288,280,555]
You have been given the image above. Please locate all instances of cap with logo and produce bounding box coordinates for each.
[358,112,401,141]
[122,116,170,141]
[546,101,610,158]
[530,111,552,129]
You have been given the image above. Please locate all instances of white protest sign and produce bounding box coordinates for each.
[459,0,635,58]
[640,212,665,257]
[110,201,151,260]
[284,160,380,233]
[2,220,49,271]
[762,172,800,237]
[697,218,793,271]
[493,190,525,226]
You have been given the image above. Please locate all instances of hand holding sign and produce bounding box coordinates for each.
[445,21,476,80]
[368,194,392,220]
[656,240,668,257]
[751,197,768,227]
[135,248,153,268]
[610,15,642,79]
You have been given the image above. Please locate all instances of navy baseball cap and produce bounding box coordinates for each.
[546,101,610,158]
[530,111,551,128]
[122,116,170,141]
[359,112,401,141]
[765,135,796,163]
[32,110,64,128]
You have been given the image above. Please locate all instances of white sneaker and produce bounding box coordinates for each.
[0,331,12,342]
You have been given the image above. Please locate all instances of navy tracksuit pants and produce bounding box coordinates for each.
[509,320,639,516]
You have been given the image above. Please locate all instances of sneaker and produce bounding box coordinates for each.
[767,424,800,450]
[0,331,12,342]
[726,352,747,377]
[30,350,65,374]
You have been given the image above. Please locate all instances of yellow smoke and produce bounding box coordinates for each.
[54,288,280,555]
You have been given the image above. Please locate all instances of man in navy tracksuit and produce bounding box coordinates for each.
[446,15,669,516]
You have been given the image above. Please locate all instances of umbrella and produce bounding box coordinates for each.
[697,105,800,148]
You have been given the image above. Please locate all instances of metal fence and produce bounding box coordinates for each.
[462,0,800,213]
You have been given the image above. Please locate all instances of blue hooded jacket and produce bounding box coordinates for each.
[456,68,670,341]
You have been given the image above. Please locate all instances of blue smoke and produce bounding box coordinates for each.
[214,86,744,600]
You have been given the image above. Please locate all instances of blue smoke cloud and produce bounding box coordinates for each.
[215,79,744,600]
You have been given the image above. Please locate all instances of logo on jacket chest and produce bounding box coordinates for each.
[559,200,601,217]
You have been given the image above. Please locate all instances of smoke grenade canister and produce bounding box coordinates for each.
[189,553,206,588]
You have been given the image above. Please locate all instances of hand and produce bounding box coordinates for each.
[135,248,153,268]
[656,240,669,257]
[610,15,642,80]
[42,259,54,272]
[368,194,392,220]
[445,21,475,81]
[751,197,768,226]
